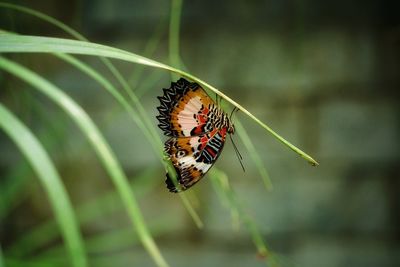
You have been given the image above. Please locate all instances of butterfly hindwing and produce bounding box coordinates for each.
[164,128,227,192]
[157,78,215,137]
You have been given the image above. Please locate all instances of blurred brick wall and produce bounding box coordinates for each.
[1,1,399,267]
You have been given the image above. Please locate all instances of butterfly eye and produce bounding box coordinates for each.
[176,150,187,158]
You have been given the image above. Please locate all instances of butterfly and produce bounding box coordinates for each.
[156,78,238,193]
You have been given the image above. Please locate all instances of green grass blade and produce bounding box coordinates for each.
[0,2,86,40]
[0,104,87,267]
[0,56,169,267]
[6,168,158,257]
[0,3,162,148]
[53,53,203,228]
[1,97,72,220]
[3,0,202,221]
[1,0,164,148]
[169,0,183,79]
[54,53,163,155]
[99,58,163,149]
[235,120,273,190]
[0,33,318,166]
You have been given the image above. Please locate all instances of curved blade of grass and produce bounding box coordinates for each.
[169,0,183,80]
[235,120,273,190]
[0,2,162,159]
[0,96,76,220]
[1,31,202,228]
[0,0,202,224]
[0,56,169,267]
[0,2,189,210]
[6,168,158,258]
[0,34,318,166]
[53,53,203,228]
[54,53,163,155]
[0,2,86,39]
[99,59,163,152]
[0,103,87,267]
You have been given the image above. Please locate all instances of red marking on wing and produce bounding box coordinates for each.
[192,127,202,135]
[160,85,215,137]
[220,128,227,136]
[197,114,207,124]
[206,146,216,158]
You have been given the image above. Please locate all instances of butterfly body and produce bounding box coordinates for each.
[157,78,234,192]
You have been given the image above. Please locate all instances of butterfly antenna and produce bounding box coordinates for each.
[229,134,245,172]
[230,107,237,121]
[215,93,221,106]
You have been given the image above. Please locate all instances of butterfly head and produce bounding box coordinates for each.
[227,123,235,134]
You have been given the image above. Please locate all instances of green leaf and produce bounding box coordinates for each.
[6,169,157,257]
[54,53,163,156]
[53,53,203,228]
[0,56,169,267]
[0,103,87,267]
[0,33,319,166]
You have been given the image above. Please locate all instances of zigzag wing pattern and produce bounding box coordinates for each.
[156,78,199,136]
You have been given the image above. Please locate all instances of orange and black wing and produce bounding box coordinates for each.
[164,128,228,192]
[156,78,215,137]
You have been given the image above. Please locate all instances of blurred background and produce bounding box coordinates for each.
[0,0,399,267]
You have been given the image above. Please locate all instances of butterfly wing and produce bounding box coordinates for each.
[164,128,228,192]
[157,78,215,137]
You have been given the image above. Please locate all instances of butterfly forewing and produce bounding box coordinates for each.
[157,79,214,137]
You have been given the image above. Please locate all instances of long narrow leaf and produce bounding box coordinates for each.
[1,0,203,219]
[1,0,202,225]
[54,53,203,228]
[55,53,163,155]
[0,33,319,166]
[0,56,169,267]
[0,103,87,267]
[0,3,162,152]
[6,169,157,257]
[169,0,183,80]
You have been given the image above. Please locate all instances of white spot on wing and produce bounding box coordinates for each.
[178,155,211,173]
